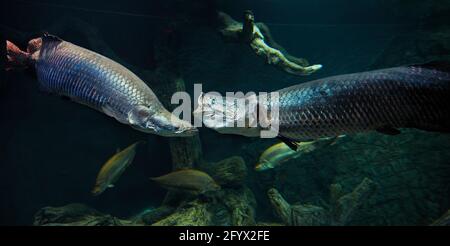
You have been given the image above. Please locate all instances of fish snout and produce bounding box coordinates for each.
[254,163,264,171]
[254,160,271,171]
[150,111,197,137]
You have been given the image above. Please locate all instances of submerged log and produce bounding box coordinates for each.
[152,186,256,226]
[330,178,377,225]
[216,11,321,76]
[268,178,377,226]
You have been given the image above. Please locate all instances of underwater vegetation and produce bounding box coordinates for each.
[1,0,450,226]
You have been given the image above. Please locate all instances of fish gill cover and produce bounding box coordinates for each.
[0,0,449,226]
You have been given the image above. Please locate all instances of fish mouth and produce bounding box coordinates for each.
[146,110,198,137]
[162,127,198,137]
[254,163,264,171]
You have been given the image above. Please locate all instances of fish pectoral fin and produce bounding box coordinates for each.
[376,126,401,135]
[277,135,299,151]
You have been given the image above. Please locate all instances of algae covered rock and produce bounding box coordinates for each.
[268,178,377,226]
[222,187,257,226]
[152,200,214,226]
[330,178,377,225]
[203,156,248,188]
[268,188,329,226]
[152,187,257,226]
[135,206,176,225]
[33,203,134,226]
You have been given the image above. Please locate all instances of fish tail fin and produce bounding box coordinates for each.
[407,61,450,133]
[6,40,31,71]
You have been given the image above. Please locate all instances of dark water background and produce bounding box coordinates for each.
[1,0,449,225]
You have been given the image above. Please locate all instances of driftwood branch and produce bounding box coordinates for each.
[217,11,322,76]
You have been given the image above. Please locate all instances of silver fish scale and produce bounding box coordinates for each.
[276,66,450,140]
[36,40,161,120]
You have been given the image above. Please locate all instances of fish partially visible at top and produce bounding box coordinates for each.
[255,136,342,171]
[6,34,197,137]
[92,141,143,196]
[150,169,221,195]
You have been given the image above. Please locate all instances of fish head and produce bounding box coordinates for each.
[211,181,221,191]
[254,160,272,171]
[193,92,262,137]
[204,180,221,193]
[91,184,106,196]
[129,105,197,137]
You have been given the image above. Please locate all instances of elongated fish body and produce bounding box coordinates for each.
[92,141,142,195]
[255,142,300,171]
[150,169,221,195]
[275,62,450,141]
[255,137,338,171]
[36,36,159,120]
[6,34,196,136]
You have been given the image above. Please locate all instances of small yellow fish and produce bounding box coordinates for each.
[150,169,221,195]
[255,137,343,171]
[92,141,144,196]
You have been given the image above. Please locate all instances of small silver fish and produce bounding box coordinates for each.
[92,141,143,195]
[255,137,341,171]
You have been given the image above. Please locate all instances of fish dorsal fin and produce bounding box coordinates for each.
[409,60,450,73]
[376,126,401,135]
[42,32,63,43]
[116,148,121,154]
[277,135,299,151]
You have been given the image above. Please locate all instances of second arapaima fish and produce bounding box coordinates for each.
[6,34,196,137]
[196,61,450,149]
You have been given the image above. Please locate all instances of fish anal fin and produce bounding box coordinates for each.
[376,126,401,135]
[277,135,299,151]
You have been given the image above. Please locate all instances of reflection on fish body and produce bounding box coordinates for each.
[255,137,341,171]
[150,169,221,195]
[92,141,143,196]
[275,62,450,142]
[196,62,450,144]
[6,34,197,137]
